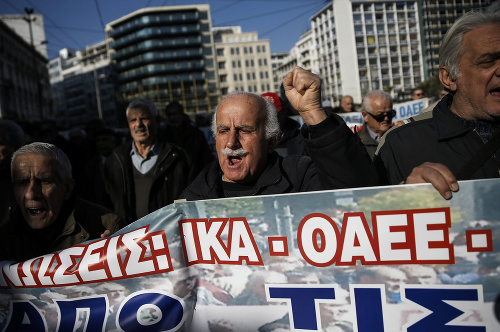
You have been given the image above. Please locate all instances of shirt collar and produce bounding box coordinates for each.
[130,140,160,158]
[366,125,381,142]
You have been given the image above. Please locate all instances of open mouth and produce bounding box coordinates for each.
[491,87,500,97]
[228,156,242,166]
[27,207,47,216]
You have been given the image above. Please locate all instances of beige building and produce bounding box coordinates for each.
[213,27,274,96]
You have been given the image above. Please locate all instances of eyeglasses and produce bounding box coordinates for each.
[365,110,396,122]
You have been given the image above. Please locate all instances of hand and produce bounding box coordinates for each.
[405,162,459,199]
[282,66,327,126]
[101,230,112,238]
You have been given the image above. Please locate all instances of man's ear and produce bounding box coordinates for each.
[439,66,457,92]
[268,136,278,153]
[361,111,369,122]
[64,179,75,200]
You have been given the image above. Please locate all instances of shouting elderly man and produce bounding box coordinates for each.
[375,10,500,199]
[0,142,124,262]
[180,67,376,200]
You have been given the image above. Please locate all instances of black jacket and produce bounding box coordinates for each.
[180,114,377,201]
[374,94,500,184]
[104,140,194,224]
[162,122,214,176]
[0,197,123,262]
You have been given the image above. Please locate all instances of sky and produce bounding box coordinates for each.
[0,0,329,60]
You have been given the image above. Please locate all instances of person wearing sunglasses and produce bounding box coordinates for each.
[356,90,394,159]
[411,87,425,100]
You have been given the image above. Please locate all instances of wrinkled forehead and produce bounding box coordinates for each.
[127,107,154,118]
[13,154,58,178]
[216,94,266,126]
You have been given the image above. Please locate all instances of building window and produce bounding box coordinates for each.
[218,62,225,69]
[220,74,227,82]
[244,47,248,54]
[217,48,224,56]
[234,74,238,81]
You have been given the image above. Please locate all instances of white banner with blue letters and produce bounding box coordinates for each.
[1,178,499,331]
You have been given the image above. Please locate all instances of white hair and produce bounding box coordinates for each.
[362,90,392,113]
[126,98,158,117]
[11,142,72,183]
[211,91,281,140]
[439,10,500,81]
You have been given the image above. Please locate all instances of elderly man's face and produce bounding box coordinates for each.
[451,24,500,120]
[215,95,274,183]
[127,107,157,145]
[362,96,393,137]
[341,96,354,112]
[13,154,73,229]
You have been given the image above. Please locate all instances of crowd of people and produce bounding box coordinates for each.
[0,9,499,331]
[0,7,498,302]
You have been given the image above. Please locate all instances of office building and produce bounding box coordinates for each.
[273,29,314,96]
[49,42,118,129]
[420,0,493,77]
[311,0,424,105]
[271,52,289,93]
[213,26,274,96]
[0,19,51,122]
[106,5,219,118]
[0,14,48,59]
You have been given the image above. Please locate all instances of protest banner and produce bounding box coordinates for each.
[1,178,499,331]
[291,98,431,132]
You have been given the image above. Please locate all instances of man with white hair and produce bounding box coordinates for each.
[0,142,123,261]
[180,67,376,200]
[357,90,394,159]
[375,10,500,199]
[104,99,194,224]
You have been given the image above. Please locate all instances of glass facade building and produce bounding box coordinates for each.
[106,5,219,116]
